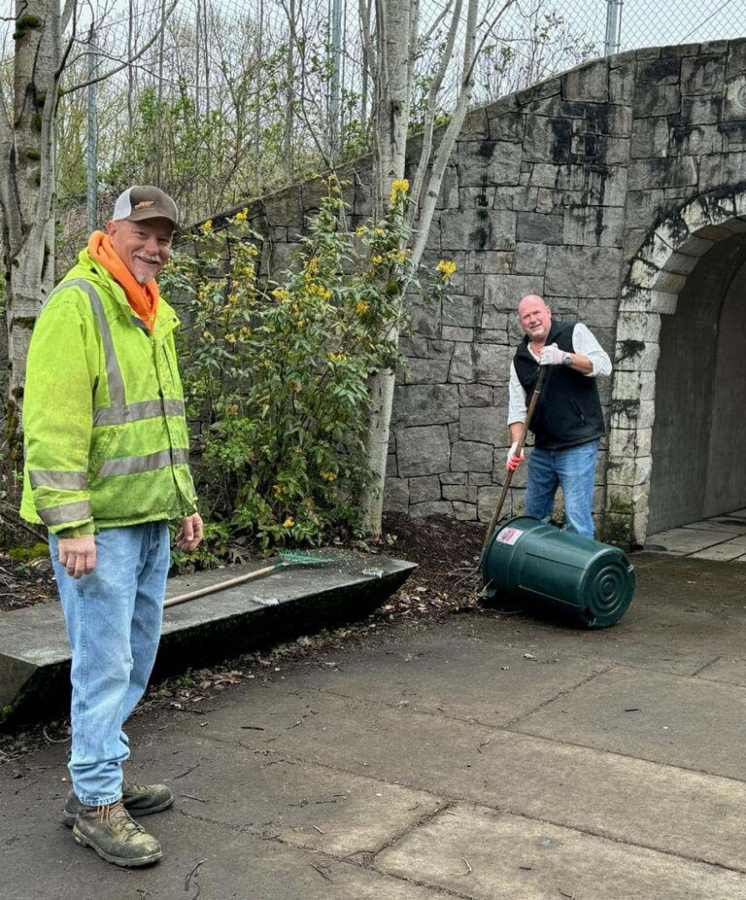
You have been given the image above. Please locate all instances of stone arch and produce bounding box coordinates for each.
[605,184,746,547]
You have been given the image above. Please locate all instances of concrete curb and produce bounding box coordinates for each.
[0,550,416,728]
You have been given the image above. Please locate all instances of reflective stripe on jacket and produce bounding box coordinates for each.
[20,249,198,533]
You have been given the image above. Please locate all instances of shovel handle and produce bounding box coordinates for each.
[481,365,546,554]
[164,564,279,608]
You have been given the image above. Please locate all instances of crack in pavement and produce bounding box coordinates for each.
[178,804,476,898]
[690,655,723,677]
[498,663,617,728]
[170,737,746,876]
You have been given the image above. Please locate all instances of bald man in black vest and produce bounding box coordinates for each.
[506,295,612,539]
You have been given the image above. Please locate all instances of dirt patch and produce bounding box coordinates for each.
[0,556,58,613]
[383,511,484,578]
[372,512,484,617]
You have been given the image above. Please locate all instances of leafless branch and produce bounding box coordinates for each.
[407,0,420,87]
[0,504,47,542]
[465,0,515,85]
[61,0,77,33]
[410,0,480,266]
[0,1,28,22]
[0,81,12,146]
[61,0,180,94]
[358,0,376,76]
[408,0,463,223]
[277,0,334,171]
[421,0,454,44]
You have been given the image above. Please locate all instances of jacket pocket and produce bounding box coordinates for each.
[88,427,119,482]
[571,398,587,425]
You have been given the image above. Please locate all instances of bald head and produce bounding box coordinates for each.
[517,294,551,344]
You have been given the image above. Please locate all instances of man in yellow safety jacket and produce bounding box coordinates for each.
[21,186,203,868]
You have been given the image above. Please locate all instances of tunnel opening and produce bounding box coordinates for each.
[647,234,746,534]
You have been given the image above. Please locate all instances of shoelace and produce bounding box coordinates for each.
[96,800,146,841]
[123,782,150,794]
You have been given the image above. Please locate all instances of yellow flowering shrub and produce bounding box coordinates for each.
[161,178,443,550]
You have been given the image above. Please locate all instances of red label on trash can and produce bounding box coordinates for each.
[496,526,524,546]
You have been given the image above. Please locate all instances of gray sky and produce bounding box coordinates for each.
[529,0,745,52]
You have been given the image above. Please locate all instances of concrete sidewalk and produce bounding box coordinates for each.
[647,508,746,560]
[2,551,745,899]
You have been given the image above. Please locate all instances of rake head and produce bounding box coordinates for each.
[277,550,337,566]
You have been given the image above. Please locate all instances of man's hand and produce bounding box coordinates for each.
[539,343,565,366]
[58,535,97,580]
[175,512,203,552]
[506,442,524,471]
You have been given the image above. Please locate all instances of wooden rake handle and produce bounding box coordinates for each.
[481,366,546,555]
[164,564,279,609]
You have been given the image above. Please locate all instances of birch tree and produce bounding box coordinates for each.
[1,0,63,464]
[360,0,514,534]
[0,0,175,466]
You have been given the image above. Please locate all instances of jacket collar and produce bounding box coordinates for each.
[75,248,179,337]
[520,318,563,354]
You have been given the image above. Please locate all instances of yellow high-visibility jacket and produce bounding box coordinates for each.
[20,249,198,534]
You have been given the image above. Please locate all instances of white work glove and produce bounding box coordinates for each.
[539,343,565,366]
[506,442,524,471]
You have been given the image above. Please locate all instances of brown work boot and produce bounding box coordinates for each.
[63,781,174,827]
[72,799,163,867]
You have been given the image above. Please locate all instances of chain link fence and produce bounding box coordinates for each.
[2,0,745,262]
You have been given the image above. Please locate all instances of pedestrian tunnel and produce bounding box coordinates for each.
[647,232,746,536]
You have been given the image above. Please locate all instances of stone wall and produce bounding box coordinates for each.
[605,40,746,545]
[203,37,746,545]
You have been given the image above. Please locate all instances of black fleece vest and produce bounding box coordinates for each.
[513,320,605,451]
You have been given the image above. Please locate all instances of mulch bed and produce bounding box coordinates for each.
[0,557,58,613]
[0,512,486,615]
[372,511,484,617]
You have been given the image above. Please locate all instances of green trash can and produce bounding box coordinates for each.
[481,515,635,628]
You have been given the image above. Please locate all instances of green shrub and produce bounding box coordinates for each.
[161,179,452,549]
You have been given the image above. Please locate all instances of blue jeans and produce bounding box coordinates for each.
[524,440,599,540]
[49,522,170,807]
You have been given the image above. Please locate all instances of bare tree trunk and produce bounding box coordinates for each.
[0,0,181,476]
[127,0,134,141]
[361,0,413,534]
[411,0,482,267]
[371,0,411,217]
[0,0,61,470]
[358,0,374,142]
[361,0,512,535]
[254,0,264,173]
[202,0,212,210]
[283,0,297,181]
[156,0,166,186]
[194,0,202,192]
